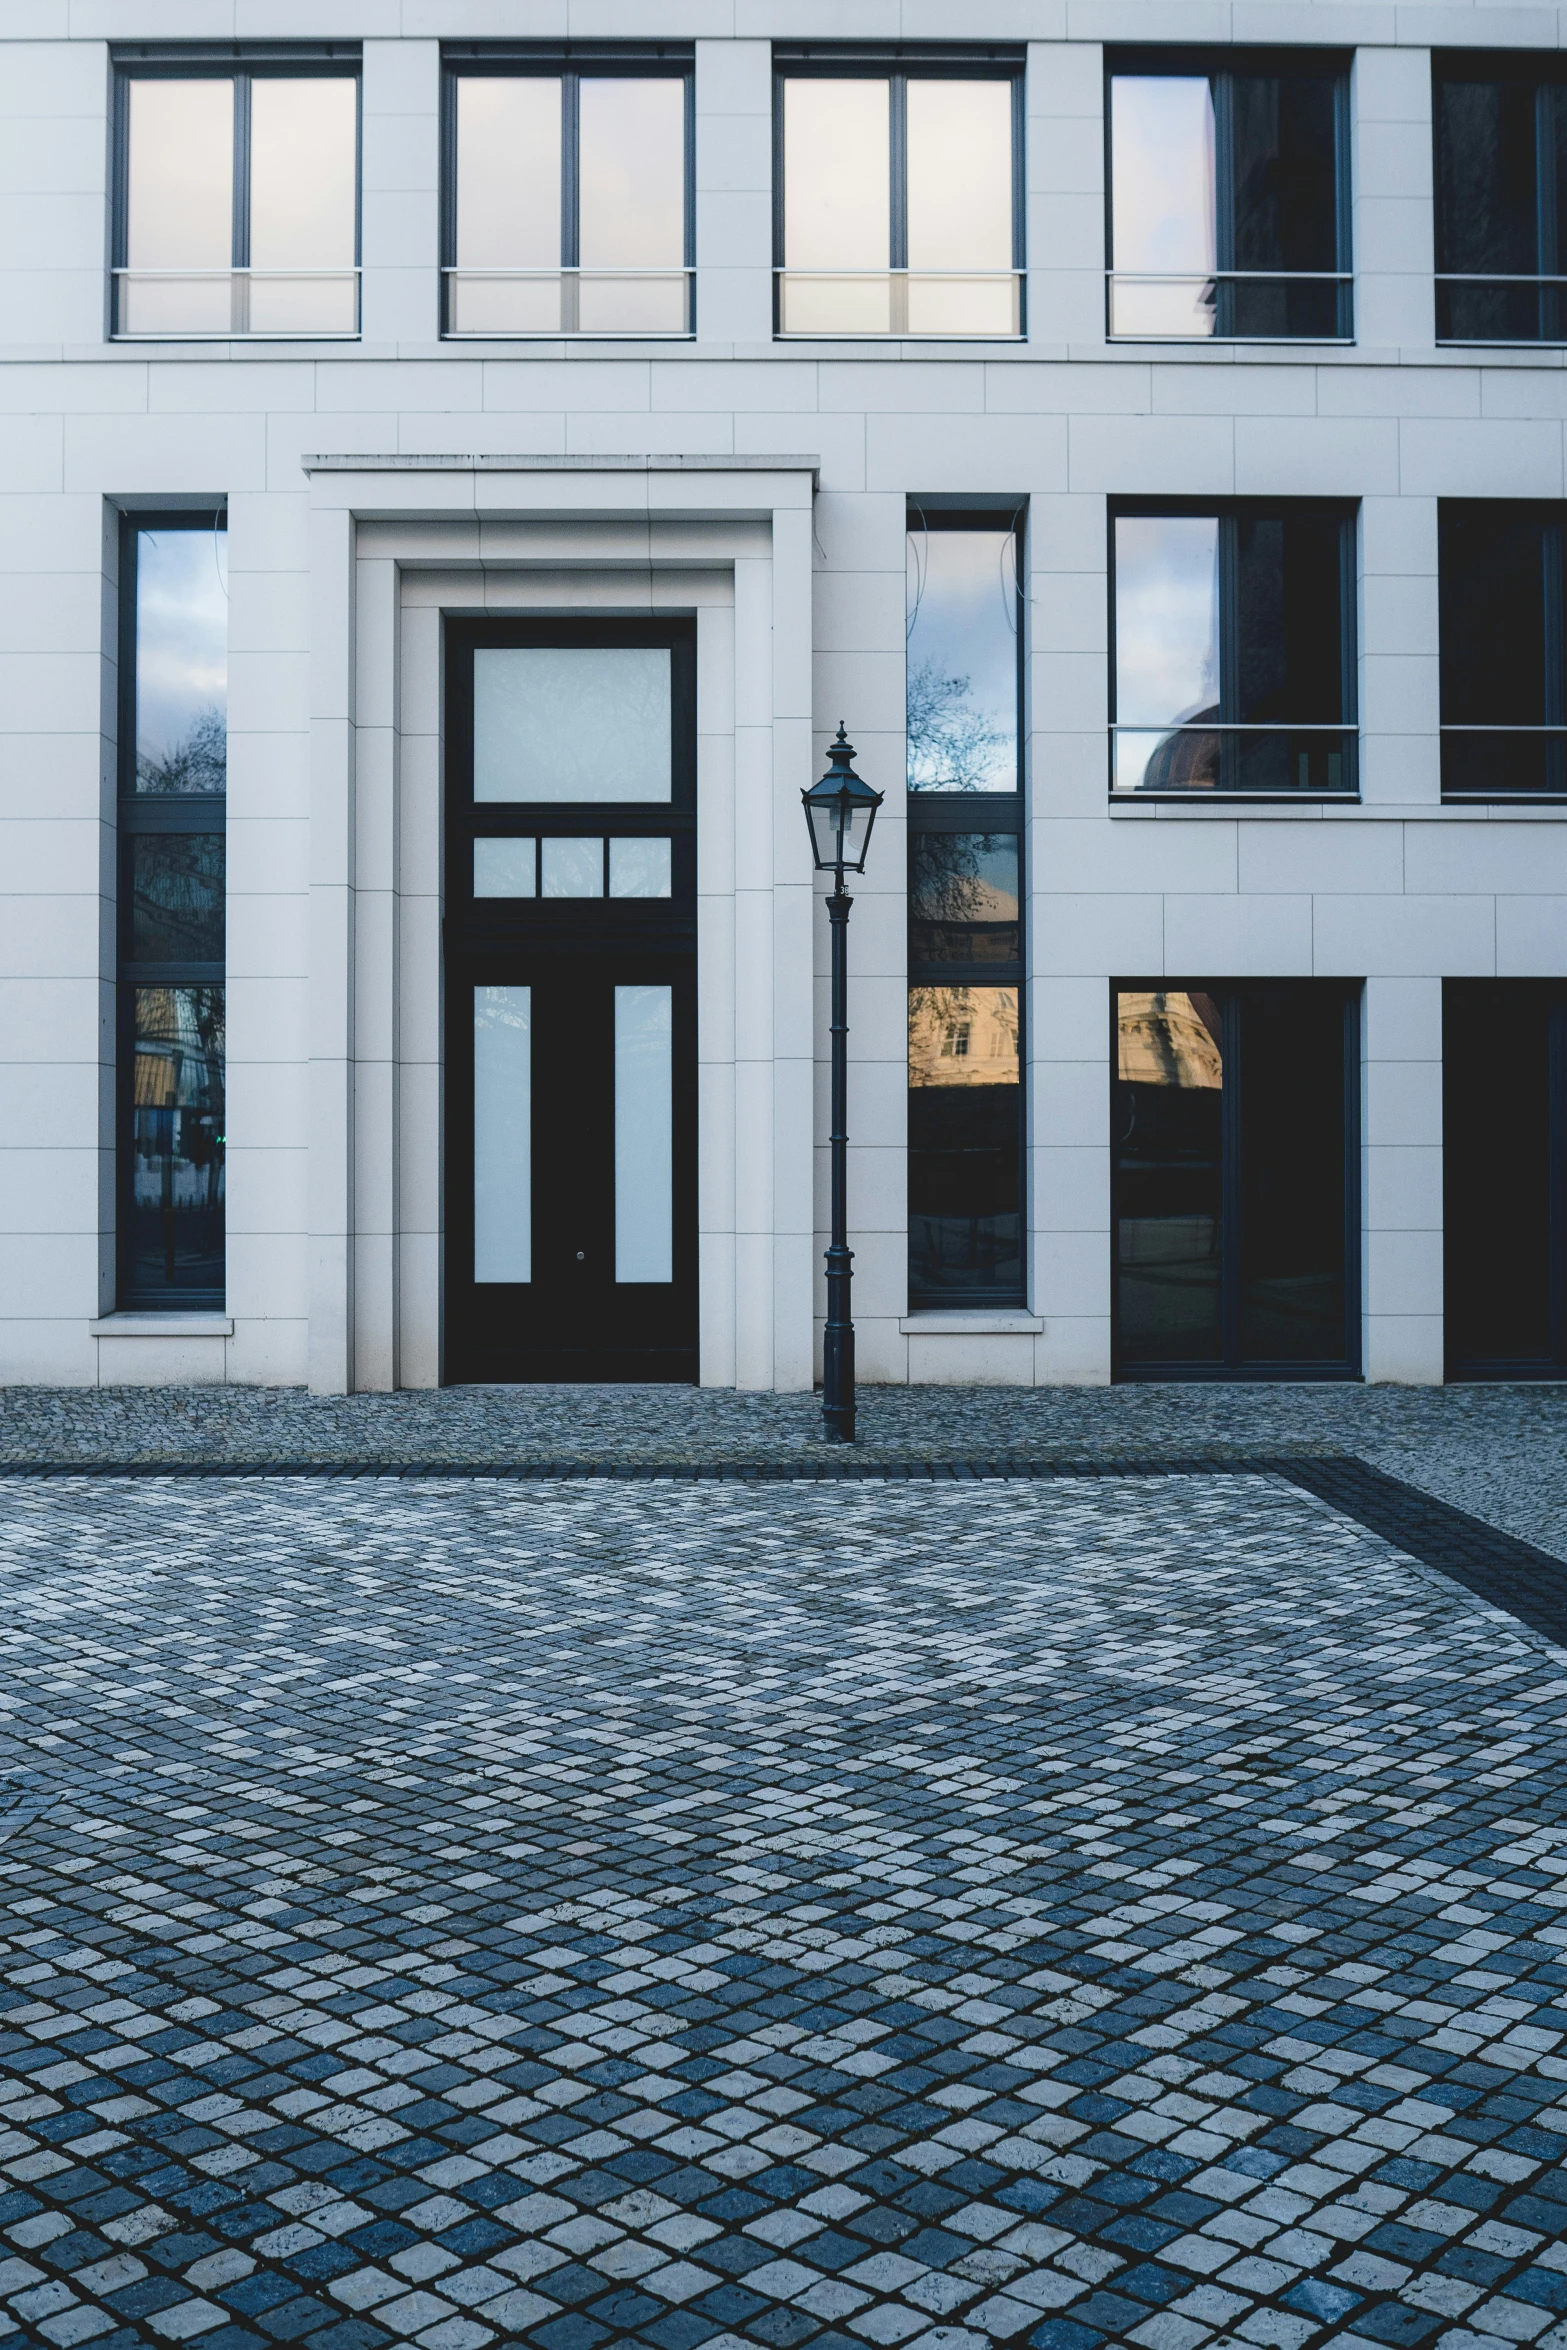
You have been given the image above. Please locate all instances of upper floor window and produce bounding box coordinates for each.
[775,51,1023,338]
[1440,504,1567,795]
[113,51,359,339]
[1111,502,1356,795]
[444,50,693,337]
[1107,50,1350,341]
[1435,54,1567,343]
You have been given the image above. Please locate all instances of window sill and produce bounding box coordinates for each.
[1110,793,1359,808]
[90,1314,232,1339]
[900,1312,1043,1336]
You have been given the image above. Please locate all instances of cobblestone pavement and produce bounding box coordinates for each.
[4,1384,1567,1564]
[2,1474,1567,2350]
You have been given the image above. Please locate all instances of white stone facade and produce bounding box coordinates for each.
[1,4,1563,1394]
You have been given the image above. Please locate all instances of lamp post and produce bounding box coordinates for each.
[801,724,883,1443]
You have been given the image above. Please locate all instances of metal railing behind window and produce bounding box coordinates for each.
[1112,724,1357,795]
[444,268,693,337]
[776,270,1023,338]
[1436,275,1567,344]
[1441,725,1567,796]
[1107,270,1352,341]
[114,268,360,339]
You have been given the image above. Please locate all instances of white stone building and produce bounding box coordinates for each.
[2,2,1564,1396]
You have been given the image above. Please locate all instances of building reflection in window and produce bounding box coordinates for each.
[130,986,226,1297]
[909,985,1021,1299]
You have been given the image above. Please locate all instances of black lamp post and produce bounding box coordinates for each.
[802,724,883,1443]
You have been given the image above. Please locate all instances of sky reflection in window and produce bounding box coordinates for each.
[134,526,228,794]
[905,524,1019,792]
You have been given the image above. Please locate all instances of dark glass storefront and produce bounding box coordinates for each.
[1445,982,1567,1377]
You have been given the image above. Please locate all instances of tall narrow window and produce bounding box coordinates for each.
[777,58,1023,337]
[1114,985,1358,1376]
[1111,503,1356,795]
[1440,503,1567,796]
[906,509,1025,1308]
[1435,55,1567,342]
[119,516,228,1308]
[445,55,692,336]
[1107,51,1350,340]
[115,56,359,338]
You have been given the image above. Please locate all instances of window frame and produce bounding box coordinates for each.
[116,509,228,1313]
[110,45,362,343]
[1104,46,1353,344]
[1438,499,1567,798]
[1433,51,1567,343]
[439,44,696,340]
[1107,496,1360,800]
[772,46,1026,340]
[905,503,1028,1313]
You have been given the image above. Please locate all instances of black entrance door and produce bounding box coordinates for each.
[1445,981,1567,1379]
[444,620,698,1383]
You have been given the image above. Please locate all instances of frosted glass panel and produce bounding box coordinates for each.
[473,646,671,802]
[616,986,672,1283]
[456,76,561,268]
[127,81,233,269]
[474,987,530,1283]
[906,82,1013,272]
[609,837,672,897]
[784,80,889,269]
[541,837,603,896]
[473,837,535,896]
[250,80,358,269]
[579,79,685,269]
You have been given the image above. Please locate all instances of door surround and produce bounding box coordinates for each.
[302,455,819,1396]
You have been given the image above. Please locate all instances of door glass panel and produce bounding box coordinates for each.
[609,837,672,897]
[910,834,1019,963]
[1110,76,1216,337]
[473,986,530,1284]
[130,985,225,1298]
[1446,985,1554,1363]
[906,526,1020,791]
[128,834,225,962]
[908,984,1021,1296]
[473,646,671,802]
[127,80,233,270]
[906,81,1012,272]
[616,985,673,1283]
[1113,515,1219,792]
[1115,989,1223,1362]
[456,76,561,268]
[474,837,536,897]
[1238,987,1346,1360]
[541,837,603,896]
[783,79,890,269]
[579,78,685,270]
[135,526,228,794]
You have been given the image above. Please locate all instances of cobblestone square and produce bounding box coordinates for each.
[1,1471,1565,2350]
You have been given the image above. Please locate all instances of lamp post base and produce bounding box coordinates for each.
[822,1289,855,1443]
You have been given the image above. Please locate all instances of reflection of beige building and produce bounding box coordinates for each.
[909,988,1019,1087]
[1116,992,1223,1092]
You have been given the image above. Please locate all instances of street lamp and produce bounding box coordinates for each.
[801,724,883,1443]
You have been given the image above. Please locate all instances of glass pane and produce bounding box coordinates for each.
[1111,77,1216,275]
[908,985,1021,1298]
[1438,78,1539,278]
[1115,989,1223,1363]
[473,646,671,803]
[1445,985,1554,1364]
[904,275,1019,335]
[1231,74,1340,274]
[1229,276,1344,338]
[129,985,225,1299]
[909,834,1019,965]
[456,76,561,269]
[579,78,685,271]
[906,81,1012,272]
[1440,505,1548,726]
[1113,515,1219,730]
[783,80,890,269]
[541,837,603,896]
[1234,511,1345,723]
[126,80,233,270]
[1109,275,1216,338]
[473,836,536,896]
[576,274,688,333]
[249,79,357,270]
[906,526,1020,792]
[777,273,893,334]
[448,275,564,333]
[615,986,673,1283]
[135,526,228,795]
[128,834,225,962]
[1238,986,1346,1362]
[473,985,530,1284]
[609,837,672,897]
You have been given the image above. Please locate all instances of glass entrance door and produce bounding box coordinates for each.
[444,621,698,1383]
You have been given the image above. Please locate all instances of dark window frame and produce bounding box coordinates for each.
[439,44,696,339]
[1439,498,1567,798]
[905,502,1028,1313]
[1111,979,1363,1381]
[1433,50,1567,344]
[1108,496,1359,798]
[1104,46,1353,342]
[772,45,1027,337]
[110,45,363,342]
[116,509,228,1313]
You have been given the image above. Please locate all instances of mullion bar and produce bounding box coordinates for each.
[232,73,250,271]
[889,73,908,273]
[1213,70,1236,338]
[562,71,580,273]
[1219,991,1243,1367]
